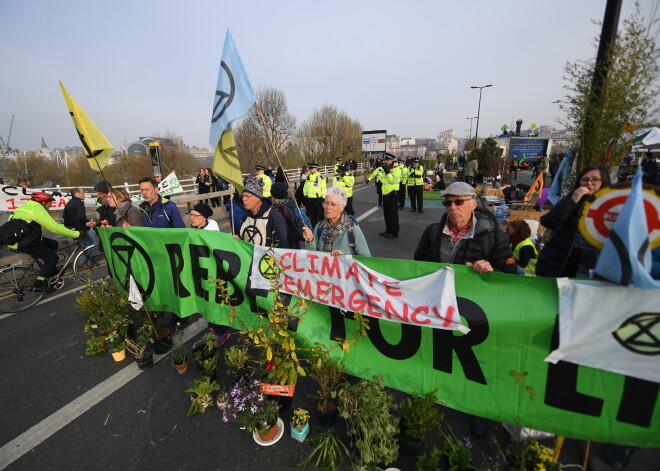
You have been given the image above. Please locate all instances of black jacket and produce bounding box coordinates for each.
[63,197,89,232]
[414,207,518,274]
[536,195,584,277]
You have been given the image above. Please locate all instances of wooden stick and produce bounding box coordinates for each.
[582,440,591,470]
[553,435,565,462]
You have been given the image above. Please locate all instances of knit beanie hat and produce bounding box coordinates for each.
[270,182,288,200]
[242,178,263,198]
[191,203,213,219]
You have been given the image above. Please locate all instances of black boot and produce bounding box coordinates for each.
[32,279,56,293]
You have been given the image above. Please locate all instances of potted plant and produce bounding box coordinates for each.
[124,321,154,370]
[308,353,345,426]
[222,376,281,444]
[169,326,190,374]
[337,376,400,470]
[192,331,221,378]
[398,389,444,456]
[296,429,351,471]
[216,389,230,411]
[290,408,310,442]
[185,376,220,417]
[223,344,249,382]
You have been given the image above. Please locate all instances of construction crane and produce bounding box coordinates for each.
[1,115,15,156]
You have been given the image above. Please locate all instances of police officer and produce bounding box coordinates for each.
[332,165,355,215]
[255,165,272,198]
[367,158,385,207]
[395,159,407,209]
[333,157,343,175]
[407,158,425,213]
[302,162,327,227]
[379,153,399,238]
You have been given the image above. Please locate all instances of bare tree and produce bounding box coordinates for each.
[297,104,362,165]
[234,114,268,172]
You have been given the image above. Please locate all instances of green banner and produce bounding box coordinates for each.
[100,228,659,447]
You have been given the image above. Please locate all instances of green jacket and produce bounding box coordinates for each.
[9,199,80,250]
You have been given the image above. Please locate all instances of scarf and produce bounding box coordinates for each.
[320,212,349,253]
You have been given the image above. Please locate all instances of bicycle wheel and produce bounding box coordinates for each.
[73,245,107,283]
[0,265,45,313]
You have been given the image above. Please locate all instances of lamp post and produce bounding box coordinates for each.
[466,116,478,143]
[470,84,492,148]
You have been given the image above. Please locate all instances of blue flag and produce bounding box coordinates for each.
[209,30,256,149]
[548,150,572,205]
[594,168,660,289]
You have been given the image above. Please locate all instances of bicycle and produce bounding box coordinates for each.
[0,241,106,313]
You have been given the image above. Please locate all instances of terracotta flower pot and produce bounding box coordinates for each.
[173,359,190,375]
[111,349,126,362]
[258,422,279,442]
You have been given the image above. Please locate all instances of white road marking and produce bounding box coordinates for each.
[0,318,207,469]
[356,206,381,222]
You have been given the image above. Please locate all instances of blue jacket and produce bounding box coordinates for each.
[139,196,185,228]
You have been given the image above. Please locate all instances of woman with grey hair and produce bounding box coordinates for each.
[302,185,371,256]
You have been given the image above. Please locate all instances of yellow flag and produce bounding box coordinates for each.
[524,170,545,203]
[59,81,114,171]
[212,126,243,192]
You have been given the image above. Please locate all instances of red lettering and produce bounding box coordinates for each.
[321,255,340,278]
[316,281,331,304]
[308,254,319,274]
[345,262,360,283]
[296,278,312,296]
[7,198,17,210]
[330,285,345,307]
[366,294,382,317]
[280,252,293,270]
[366,270,379,287]
[282,274,295,293]
[384,300,408,323]
[441,305,456,328]
[348,289,367,311]
[292,253,305,273]
[410,306,431,324]
[384,280,402,297]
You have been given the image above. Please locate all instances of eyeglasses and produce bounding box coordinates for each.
[580,177,602,184]
[322,201,341,208]
[190,213,203,218]
[442,197,474,207]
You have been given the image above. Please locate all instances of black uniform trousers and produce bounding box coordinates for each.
[408,184,423,212]
[398,184,406,208]
[306,197,324,228]
[345,196,355,216]
[382,191,399,236]
[375,182,383,207]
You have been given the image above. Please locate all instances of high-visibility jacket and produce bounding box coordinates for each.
[381,168,398,195]
[303,172,327,199]
[367,167,384,183]
[333,163,343,174]
[256,173,272,198]
[512,238,538,277]
[395,165,408,185]
[407,165,425,185]
[333,175,355,197]
[9,200,80,250]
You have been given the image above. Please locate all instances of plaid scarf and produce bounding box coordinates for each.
[320,212,349,252]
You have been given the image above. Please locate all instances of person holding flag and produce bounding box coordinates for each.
[536,166,610,278]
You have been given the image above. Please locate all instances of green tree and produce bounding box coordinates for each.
[561,3,659,170]
[472,138,503,179]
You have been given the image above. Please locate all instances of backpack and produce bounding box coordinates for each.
[271,202,300,249]
[0,218,31,247]
[286,203,312,242]
[315,214,359,255]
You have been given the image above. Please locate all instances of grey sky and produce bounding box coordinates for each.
[1,0,658,152]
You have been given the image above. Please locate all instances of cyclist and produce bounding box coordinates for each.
[8,192,81,292]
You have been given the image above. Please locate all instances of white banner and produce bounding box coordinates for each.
[546,278,660,383]
[250,246,468,332]
[131,172,184,202]
[0,184,77,212]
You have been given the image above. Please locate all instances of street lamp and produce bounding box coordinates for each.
[470,84,492,148]
[466,116,478,142]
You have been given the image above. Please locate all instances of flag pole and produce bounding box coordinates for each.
[229,183,236,236]
[253,101,308,226]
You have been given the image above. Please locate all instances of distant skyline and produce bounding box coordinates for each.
[1,0,658,152]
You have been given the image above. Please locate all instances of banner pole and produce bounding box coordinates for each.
[254,101,309,228]
[229,184,236,236]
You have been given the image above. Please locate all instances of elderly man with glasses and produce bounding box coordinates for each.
[414,182,517,275]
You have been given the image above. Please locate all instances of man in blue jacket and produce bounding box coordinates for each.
[138,177,185,228]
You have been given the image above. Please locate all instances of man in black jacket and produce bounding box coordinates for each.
[413,182,517,437]
[63,188,96,268]
[414,182,517,274]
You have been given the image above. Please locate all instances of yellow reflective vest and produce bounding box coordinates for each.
[303,172,327,199]
[381,167,398,195]
[256,173,272,198]
[407,165,424,185]
[512,238,538,277]
[367,167,384,183]
[333,175,355,197]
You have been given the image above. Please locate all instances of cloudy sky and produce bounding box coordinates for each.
[1,0,658,152]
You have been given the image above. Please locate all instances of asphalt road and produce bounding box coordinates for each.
[0,176,656,471]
